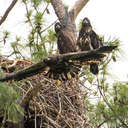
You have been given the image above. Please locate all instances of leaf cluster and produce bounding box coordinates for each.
[0,82,24,125]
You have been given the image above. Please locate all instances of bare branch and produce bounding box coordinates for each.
[0,0,18,26]
[70,0,89,20]
[41,20,57,33]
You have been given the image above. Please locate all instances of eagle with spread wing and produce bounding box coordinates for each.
[44,22,80,81]
[77,17,103,74]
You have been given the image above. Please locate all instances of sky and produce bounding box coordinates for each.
[0,0,128,81]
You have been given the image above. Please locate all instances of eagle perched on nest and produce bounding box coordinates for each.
[45,22,80,81]
[77,17,103,74]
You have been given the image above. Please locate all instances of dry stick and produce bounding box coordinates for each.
[58,92,62,115]
[36,103,62,127]
[35,100,62,128]
[22,77,55,108]
[63,94,84,122]
[34,107,37,128]
[41,20,57,33]
[42,3,49,16]
[43,114,62,128]
[48,99,73,128]
[0,0,18,25]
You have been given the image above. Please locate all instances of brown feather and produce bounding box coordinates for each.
[77,17,103,74]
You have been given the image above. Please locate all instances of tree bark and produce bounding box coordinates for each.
[51,0,77,44]
[50,0,66,25]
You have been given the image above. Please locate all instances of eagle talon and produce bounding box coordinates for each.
[57,79,61,87]
[61,73,67,81]
[67,72,72,80]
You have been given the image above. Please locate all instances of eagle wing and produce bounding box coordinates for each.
[45,22,80,82]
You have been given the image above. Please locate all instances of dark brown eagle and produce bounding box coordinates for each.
[54,22,77,54]
[44,22,80,81]
[77,17,103,74]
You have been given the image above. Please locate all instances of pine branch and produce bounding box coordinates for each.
[0,46,117,82]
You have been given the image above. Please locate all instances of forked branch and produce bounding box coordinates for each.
[70,0,89,20]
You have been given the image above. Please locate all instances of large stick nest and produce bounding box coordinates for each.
[0,57,90,128]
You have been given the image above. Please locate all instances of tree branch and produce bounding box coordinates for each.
[0,0,18,26]
[70,0,89,20]
[50,0,78,47]
[50,0,90,48]
[50,0,66,25]
[0,46,117,82]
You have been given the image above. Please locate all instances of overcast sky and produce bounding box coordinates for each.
[0,0,128,81]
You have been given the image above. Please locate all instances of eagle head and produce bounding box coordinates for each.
[55,22,62,33]
[82,17,91,27]
[82,17,92,33]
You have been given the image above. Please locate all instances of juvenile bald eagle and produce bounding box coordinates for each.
[44,22,80,81]
[54,22,77,54]
[77,17,103,74]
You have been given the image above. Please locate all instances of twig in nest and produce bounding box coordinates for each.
[58,92,62,115]
[34,107,37,128]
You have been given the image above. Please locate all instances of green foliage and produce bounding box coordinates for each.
[34,12,43,25]
[25,10,33,22]
[84,42,128,127]
[47,29,56,42]
[87,82,128,127]
[6,0,56,61]
[44,0,50,3]
[80,39,128,127]
[0,82,24,124]
[0,30,10,46]
[78,19,82,31]
[3,31,10,39]
[31,0,43,7]
[64,4,69,10]
[7,103,24,123]
[10,36,25,58]
[23,0,56,61]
